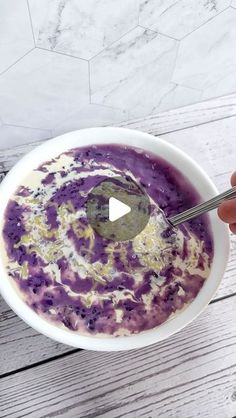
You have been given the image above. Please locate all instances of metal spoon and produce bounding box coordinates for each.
[168,186,236,227]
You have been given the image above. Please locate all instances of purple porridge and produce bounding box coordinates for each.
[2,145,213,337]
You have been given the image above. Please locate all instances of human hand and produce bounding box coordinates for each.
[218,172,236,234]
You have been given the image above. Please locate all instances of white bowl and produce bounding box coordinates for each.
[0,127,230,351]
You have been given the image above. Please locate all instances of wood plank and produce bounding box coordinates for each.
[0,93,236,173]
[0,141,43,173]
[119,93,236,135]
[0,114,236,374]
[1,296,235,418]
[0,296,72,375]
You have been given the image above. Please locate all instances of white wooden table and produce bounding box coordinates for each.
[0,94,236,418]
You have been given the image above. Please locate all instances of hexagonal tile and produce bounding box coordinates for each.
[203,70,236,99]
[53,104,127,136]
[0,125,51,150]
[90,27,178,118]
[153,84,202,113]
[0,48,89,129]
[0,0,34,74]
[28,0,139,60]
[173,8,236,90]
[139,0,231,40]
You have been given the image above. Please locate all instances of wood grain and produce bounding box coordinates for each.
[0,141,43,173]
[0,93,236,173]
[0,296,72,375]
[0,296,235,418]
[119,93,236,135]
[0,105,236,376]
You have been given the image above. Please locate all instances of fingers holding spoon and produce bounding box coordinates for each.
[218,172,236,233]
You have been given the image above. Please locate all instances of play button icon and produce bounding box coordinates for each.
[109,197,131,222]
[86,176,150,241]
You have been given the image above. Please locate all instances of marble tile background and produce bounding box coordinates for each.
[0,0,236,150]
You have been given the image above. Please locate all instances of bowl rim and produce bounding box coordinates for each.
[0,127,230,351]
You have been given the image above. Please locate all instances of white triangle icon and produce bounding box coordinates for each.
[109,197,131,222]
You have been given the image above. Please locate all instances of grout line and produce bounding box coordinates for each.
[165,39,181,103]
[3,123,52,133]
[152,84,177,114]
[35,46,88,62]
[0,293,235,379]
[26,0,36,46]
[180,5,231,41]
[0,48,35,77]
[181,85,203,97]
[0,348,81,380]
[138,24,179,42]
[88,61,92,103]
[174,82,204,94]
[88,25,138,62]
[170,82,202,94]
[158,30,179,42]
[90,102,126,112]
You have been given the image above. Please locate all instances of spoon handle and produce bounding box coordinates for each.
[169,185,236,227]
